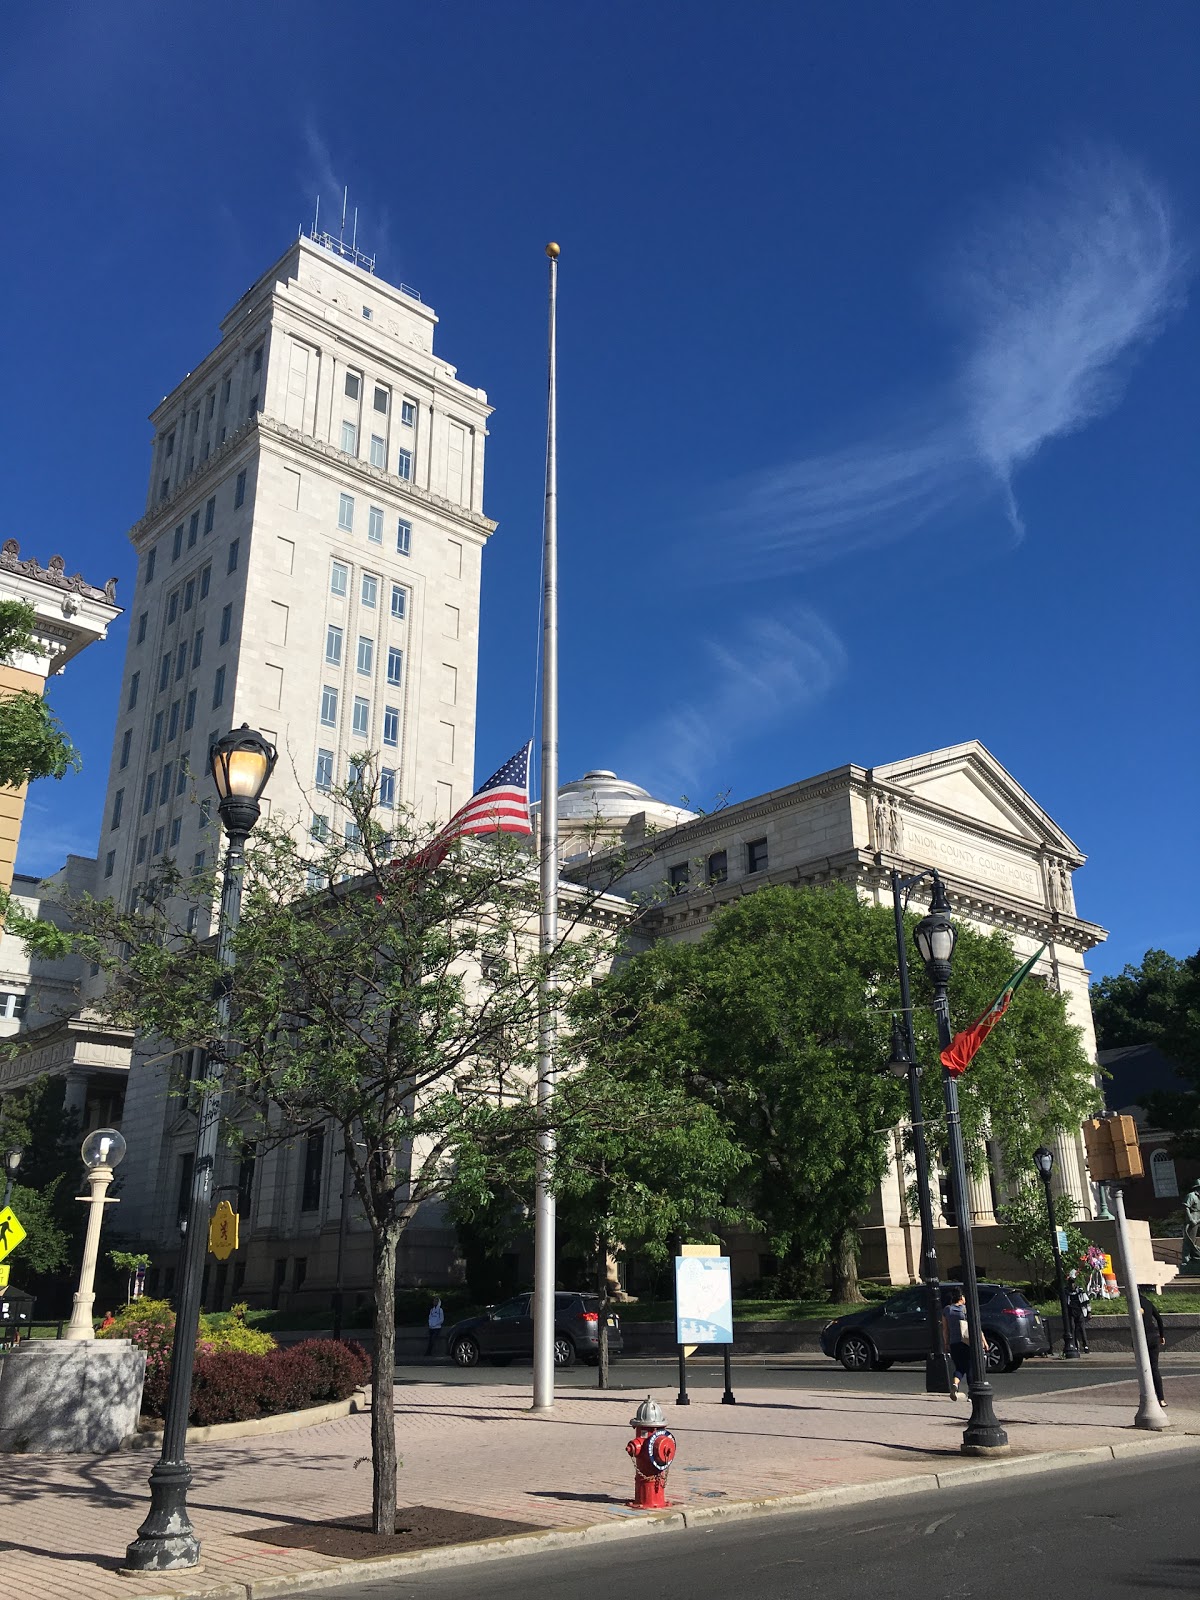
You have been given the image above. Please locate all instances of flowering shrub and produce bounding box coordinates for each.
[100,1297,369,1423]
[186,1340,371,1426]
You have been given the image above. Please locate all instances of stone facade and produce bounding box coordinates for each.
[564,742,1172,1287]
[80,236,496,1267]
[0,543,119,896]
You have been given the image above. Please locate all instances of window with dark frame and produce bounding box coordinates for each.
[707,850,728,884]
[747,838,769,873]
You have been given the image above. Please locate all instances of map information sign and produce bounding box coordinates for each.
[675,1254,733,1345]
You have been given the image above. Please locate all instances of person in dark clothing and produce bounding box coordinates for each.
[1066,1269,1090,1353]
[1137,1286,1166,1406]
[943,1289,989,1400]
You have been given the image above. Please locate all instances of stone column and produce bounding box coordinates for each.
[967,1145,996,1223]
[1053,1128,1090,1213]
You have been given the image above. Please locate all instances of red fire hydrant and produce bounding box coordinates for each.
[626,1396,676,1508]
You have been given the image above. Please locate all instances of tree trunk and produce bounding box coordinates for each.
[830,1227,865,1304]
[370,1224,400,1535]
[595,1233,610,1390]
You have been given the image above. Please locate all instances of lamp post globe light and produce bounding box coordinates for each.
[64,1129,127,1341]
[1034,1145,1081,1359]
[886,867,951,1394]
[2,1146,22,1210]
[126,725,275,1573]
[914,874,1008,1453]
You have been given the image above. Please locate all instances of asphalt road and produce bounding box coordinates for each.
[310,1444,1200,1599]
[397,1352,1200,1399]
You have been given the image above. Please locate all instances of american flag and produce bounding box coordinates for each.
[441,743,533,843]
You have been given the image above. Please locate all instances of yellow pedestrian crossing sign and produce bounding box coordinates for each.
[0,1207,27,1264]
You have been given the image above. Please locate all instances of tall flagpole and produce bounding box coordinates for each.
[532,241,560,1412]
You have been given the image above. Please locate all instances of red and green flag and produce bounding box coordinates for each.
[940,945,1046,1076]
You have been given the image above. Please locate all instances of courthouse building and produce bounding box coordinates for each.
[4,233,1167,1304]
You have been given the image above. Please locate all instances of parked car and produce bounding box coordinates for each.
[446,1291,624,1370]
[820,1282,1050,1374]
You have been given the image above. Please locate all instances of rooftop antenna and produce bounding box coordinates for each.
[307,183,378,278]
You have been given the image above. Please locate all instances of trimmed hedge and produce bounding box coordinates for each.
[142,1338,371,1424]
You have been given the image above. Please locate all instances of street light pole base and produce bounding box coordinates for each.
[961,1382,1009,1453]
[124,1459,201,1571]
[1134,1404,1171,1432]
[924,1353,951,1394]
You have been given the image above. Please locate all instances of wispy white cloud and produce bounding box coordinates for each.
[13,800,102,881]
[726,148,1187,571]
[300,124,395,269]
[622,610,846,802]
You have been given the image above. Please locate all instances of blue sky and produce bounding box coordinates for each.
[2,3,1196,980]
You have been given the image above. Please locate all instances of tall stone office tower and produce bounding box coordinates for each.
[103,234,495,1269]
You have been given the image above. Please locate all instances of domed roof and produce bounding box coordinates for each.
[555,770,696,830]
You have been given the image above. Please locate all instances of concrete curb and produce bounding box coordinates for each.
[120,1428,1199,1600]
[121,1391,367,1451]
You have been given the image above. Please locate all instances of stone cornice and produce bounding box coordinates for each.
[0,540,117,606]
[126,417,259,546]
[259,417,497,539]
[864,745,1082,860]
[860,775,1085,866]
[126,414,497,550]
[637,848,1107,955]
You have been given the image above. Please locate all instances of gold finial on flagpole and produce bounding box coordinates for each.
[545,242,560,258]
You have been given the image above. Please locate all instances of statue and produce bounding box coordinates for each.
[1183,1180,1200,1275]
[874,794,902,854]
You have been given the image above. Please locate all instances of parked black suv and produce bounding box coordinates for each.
[446,1291,624,1370]
[820,1282,1050,1374]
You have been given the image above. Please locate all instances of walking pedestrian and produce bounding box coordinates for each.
[943,1288,989,1400]
[1137,1285,1166,1407]
[1066,1269,1090,1353]
[426,1296,444,1358]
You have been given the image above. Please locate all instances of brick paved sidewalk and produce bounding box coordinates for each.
[0,1377,1195,1600]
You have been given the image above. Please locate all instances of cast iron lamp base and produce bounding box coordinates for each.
[125,1458,201,1570]
[961,1381,1009,1453]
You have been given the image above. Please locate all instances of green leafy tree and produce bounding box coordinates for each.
[579,884,1098,1304]
[109,1249,152,1303]
[44,773,623,1535]
[1092,947,1200,1155]
[0,600,80,789]
[0,1077,81,1283]
[550,1059,747,1385]
[996,1182,1091,1295]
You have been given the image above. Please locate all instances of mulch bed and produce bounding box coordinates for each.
[241,1505,545,1559]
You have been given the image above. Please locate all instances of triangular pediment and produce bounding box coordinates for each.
[872,741,1081,858]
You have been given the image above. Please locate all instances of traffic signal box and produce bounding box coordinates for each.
[1082,1114,1144,1181]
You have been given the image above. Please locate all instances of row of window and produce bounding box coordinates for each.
[337,421,414,483]
[667,839,768,894]
[336,494,414,554]
[343,368,417,425]
[324,626,403,684]
[329,562,408,618]
[313,750,398,805]
[111,670,227,834]
[144,473,246,585]
[319,687,402,745]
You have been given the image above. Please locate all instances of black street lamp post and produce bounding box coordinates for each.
[2,1147,22,1211]
[1034,1145,1080,1359]
[126,725,276,1572]
[913,874,1008,1454]
[886,867,950,1394]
